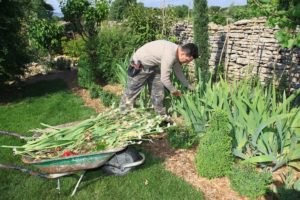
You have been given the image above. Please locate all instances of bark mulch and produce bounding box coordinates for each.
[142,137,249,200]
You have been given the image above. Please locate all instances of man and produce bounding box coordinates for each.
[119,40,199,116]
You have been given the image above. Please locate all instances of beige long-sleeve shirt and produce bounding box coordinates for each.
[132,40,190,93]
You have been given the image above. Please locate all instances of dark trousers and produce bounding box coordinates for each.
[119,67,166,115]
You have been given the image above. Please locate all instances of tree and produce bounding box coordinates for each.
[171,5,189,19]
[208,6,227,25]
[124,4,160,46]
[109,0,137,21]
[124,4,176,46]
[247,0,300,48]
[28,19,64,60]
[61,0,109,87]
[193,0,209,83]
[0,0,51,85]
[61,0,108,40]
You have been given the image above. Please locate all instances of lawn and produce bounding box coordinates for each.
[0,79,203,200]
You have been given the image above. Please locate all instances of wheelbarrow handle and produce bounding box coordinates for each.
[0,163,50,178]
[0,130,26,139]
[0,163,73,179]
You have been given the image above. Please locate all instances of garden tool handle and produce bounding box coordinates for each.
[0,130,26,139]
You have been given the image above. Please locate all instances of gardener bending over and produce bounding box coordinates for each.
[119,40,199,116]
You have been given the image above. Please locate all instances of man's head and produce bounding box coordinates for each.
[177,43,199,64]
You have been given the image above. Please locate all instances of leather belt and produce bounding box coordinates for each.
[142,66,160,73]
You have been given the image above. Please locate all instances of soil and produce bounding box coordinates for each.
[143,137,250,200]
[17,69,298,200]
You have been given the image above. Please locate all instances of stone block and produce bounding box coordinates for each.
[229,33,245,38]
[236,58,248,65]
[260,38,277,43]
[234,19,251,25]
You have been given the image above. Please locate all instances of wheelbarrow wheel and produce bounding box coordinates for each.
[101,147,142,176]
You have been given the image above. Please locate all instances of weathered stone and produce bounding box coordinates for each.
[233,19,251,25]
[257,67,272,74]
[232,47,247,51]
[260,38,277,43]
[236,58,248,65]
[229,33,245,38]
[230,54,238,59]
[247,35,260,40]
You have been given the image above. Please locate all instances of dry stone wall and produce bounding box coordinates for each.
[172,18,300,90]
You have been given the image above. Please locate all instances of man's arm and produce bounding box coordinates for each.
[160,58,177,93]
[173,63,193,90]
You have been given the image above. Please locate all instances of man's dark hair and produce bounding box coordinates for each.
[181,43,199,59]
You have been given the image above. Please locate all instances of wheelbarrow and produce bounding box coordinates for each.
[0,130,145,196]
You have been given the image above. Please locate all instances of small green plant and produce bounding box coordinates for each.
[88,84,101,99]
[195,109,233,179]
[88,84,120,106]
[167,125,198,149]
[229,162,272,199]
[99,90,120,107]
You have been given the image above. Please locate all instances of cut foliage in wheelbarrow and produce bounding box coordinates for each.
[1,109,166,161]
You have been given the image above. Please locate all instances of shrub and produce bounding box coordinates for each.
[61,36,85,58]
[229,163,272,199]
[78,54,96,88]
[167,125,198,149]
[195,109,233,179]
[97,26,136,83]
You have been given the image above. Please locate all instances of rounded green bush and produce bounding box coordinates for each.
[229,163,272,199]
[195,109,233,179]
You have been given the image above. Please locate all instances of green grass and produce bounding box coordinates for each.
[0,79,203,200]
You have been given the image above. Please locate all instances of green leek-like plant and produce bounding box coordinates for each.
[230,80,300,171]
[174,74,300,171]
[115,54,130,87]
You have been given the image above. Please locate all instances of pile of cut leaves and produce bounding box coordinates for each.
[2,109,165,160]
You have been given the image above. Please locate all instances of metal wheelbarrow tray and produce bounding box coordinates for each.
[21,146,127,174]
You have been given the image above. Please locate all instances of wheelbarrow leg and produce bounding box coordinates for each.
[71,171,86,197]
[56,178,61,194]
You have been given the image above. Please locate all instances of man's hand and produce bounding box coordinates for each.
[172,90,182,97]
[131,60,141,69]
[188,84,195,91]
